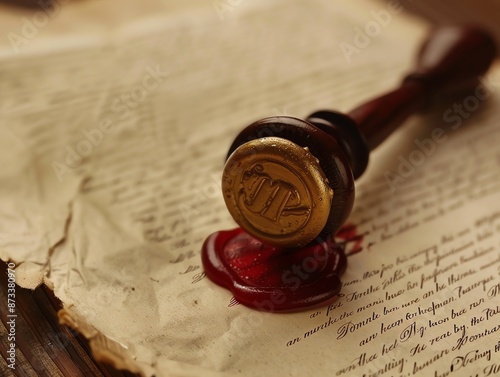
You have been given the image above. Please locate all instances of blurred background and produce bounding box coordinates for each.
[0,1,498,376]
[1,0,500,51]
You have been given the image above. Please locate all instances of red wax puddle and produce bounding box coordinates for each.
[201,228,347,312]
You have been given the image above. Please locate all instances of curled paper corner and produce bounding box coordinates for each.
[14,261,45,290]
[58,307,145,376]
[9,260,56,291]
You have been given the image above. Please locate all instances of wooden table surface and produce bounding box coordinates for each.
[0,261,140,377]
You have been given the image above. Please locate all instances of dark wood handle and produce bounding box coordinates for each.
[348,26,497,150]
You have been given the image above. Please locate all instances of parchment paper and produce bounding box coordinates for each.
[2,1,500,376]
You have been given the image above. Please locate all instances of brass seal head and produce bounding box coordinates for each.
[222,137,333,248]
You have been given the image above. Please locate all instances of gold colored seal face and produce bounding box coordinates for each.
[222,137,333,247]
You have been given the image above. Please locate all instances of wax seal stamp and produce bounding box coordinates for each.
[222,26,496,248]
[202,26,497,311]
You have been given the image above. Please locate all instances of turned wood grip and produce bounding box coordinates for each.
[408,26,497,93]
[348,26,497,150]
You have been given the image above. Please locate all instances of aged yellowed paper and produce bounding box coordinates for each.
[1,1,499,376]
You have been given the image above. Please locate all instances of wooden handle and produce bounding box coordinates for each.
[348,26,497,150]
[408,26,497,93]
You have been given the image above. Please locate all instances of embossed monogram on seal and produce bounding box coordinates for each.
[222,137,333,247]
[238,162,311,233]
